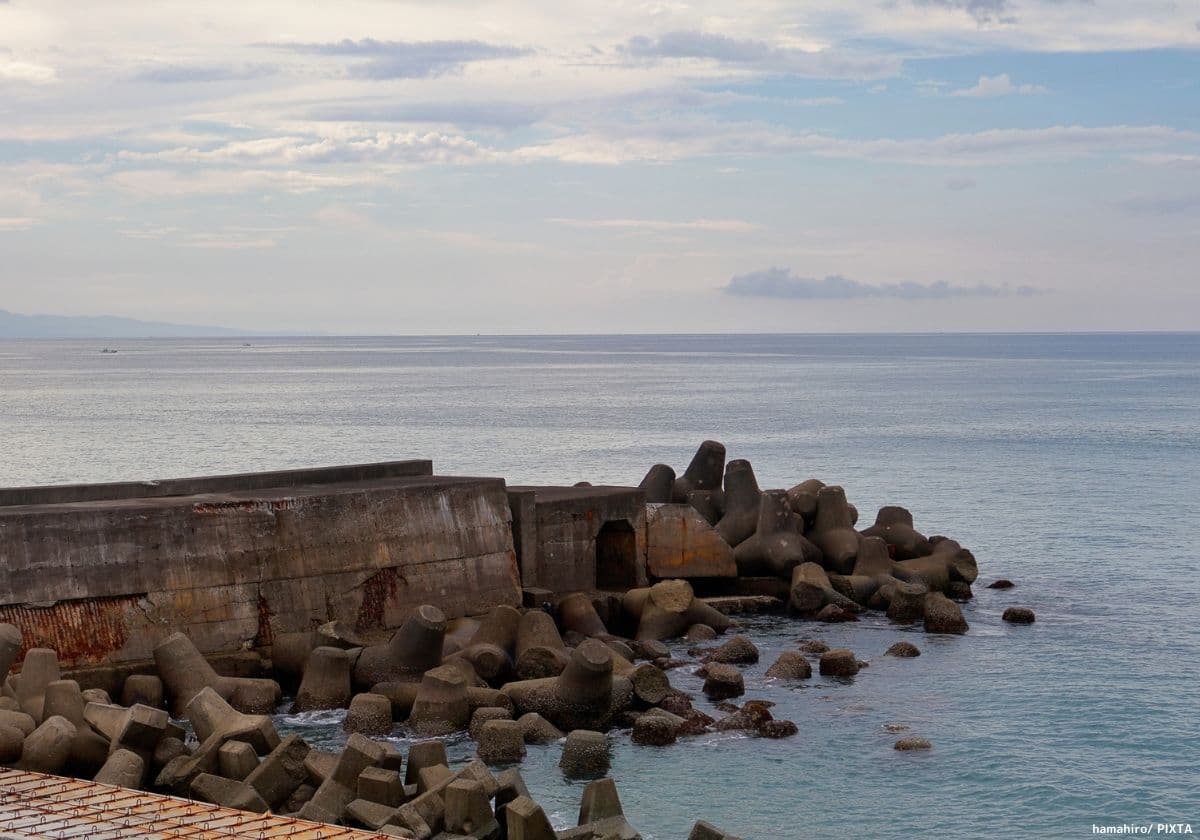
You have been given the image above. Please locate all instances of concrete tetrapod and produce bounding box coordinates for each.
[502,640,633,732]
[154,632,280,716]
[861,505,932,560]
[353,604,447,687]
[671,440,726,502]
[291,646,352,713]
[734,490,823,579]
[557,593,609,638]
[788,562,862,616]
[455,605,522,684]
[408,664,471,736]
[515,609,570,680]
[714,459,761,549]
[638,464,676,504]
[809,486,861,574]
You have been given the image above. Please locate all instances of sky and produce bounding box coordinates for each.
[1,1,1198,334]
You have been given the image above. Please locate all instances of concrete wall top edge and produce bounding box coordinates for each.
[0,473,506,517]
[0,459,435,508]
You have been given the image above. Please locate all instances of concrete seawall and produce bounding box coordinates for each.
[0,469,520,668]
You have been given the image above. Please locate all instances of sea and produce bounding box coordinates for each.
[0,333,1197,839]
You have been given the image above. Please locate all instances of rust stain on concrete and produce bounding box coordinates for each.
[0,595,138,667]
[355,566,402,631]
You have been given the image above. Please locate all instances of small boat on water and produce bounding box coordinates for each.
[100,348,118,354]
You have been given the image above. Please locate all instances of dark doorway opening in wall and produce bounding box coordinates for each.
[595,520,638,591]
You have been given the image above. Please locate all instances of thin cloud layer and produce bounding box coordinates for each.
[725,269,1041,300]
[267,39,531,79]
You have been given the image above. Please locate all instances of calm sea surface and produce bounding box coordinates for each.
[1,334,1197,838]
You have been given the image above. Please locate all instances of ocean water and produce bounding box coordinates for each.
[1,333,1197,839]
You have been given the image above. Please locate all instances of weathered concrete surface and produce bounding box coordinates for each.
[645,503,736,579]
[0,460,432,508]
[507,486,647,593]
[0,473,519,668]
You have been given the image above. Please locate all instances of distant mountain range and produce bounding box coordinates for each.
[0,308,250,338]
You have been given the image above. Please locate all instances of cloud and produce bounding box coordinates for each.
[307,101,549,130]
[911,0,1016,24]
[547,217,758,233]
[724,268,1040,299]
[1120,194,1200,216]
[0,60,56,84]
[618,31,901,79]
[951,73,1047,97]
[0,217,37,231]
[268,39,531,79]
[115,131,493,167]
[945,176,977,190]
[514,119,1196,167]
[132,63,278,83]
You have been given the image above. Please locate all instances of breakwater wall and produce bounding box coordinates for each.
[0,462,529,669]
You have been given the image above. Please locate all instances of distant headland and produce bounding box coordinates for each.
[0,308,249,339]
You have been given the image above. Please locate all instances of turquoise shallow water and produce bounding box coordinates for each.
[1,333,1198,838]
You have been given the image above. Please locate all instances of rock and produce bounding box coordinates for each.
[815,604,858,623]
[701,663,744,700]
[885,641,921,658]
[559,730,610,779]
[1002,606,1036,624]
[988,579,1015,589]
[291,647,352,713]
[706,634,759,665]
[344,692,394,736]
[796,639,829,654]
[477,718,526,764]
[818,649,860,677]
[765,651,812,679]
[756,719,797,738]
[517,712,564,744]
[894,737,932,751]
[685,624,717,643]
[632,714,677,746]
[923,592,969,634]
